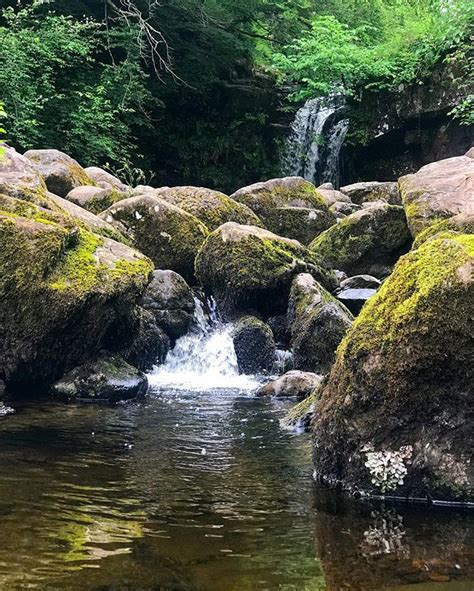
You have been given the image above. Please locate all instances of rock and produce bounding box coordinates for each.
[52,354,148,403]
[142,270,195,340]
[84,166,129,193]
[317,188,352,206]
[100,195,209,282]
[330,201,362,218]
[66,185,126,214]
[0,213,153,392]
[312,233,474,501]
[230,177,336,243]
[0,145,50,205]
[132,185,158,196]
[413,213,474,248]
[257,370,322,399]
[156,186,262,231]
[318,182,334,190]
[399,152,474,236]
[24,149,93,197]
[266,314,291,347]
[280,390,319,432]
[232,316,275,374]
[341,181,401,205]
[310,203,412,278]
[288,274,353,373]
[335,274,381,315]
[195,222,337,317]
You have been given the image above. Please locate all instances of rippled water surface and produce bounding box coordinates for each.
[0,388,472,590]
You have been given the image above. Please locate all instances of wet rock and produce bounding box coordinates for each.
[312,233,474,501]
[341,181,401,205]
[288,273,353,373]
[66,185,126,214]
[257,370,322,399]
[267,314,291,348]
[335,275,381,314]
[157,186,262,231]
[142,270,195,340]
[232,316,275,374]
[100,195,209,282]
[310,203,412,278]
[24,149,93,197]
[84,166,129,193]
[195,222,337,318]
[399,150,474,237]
[231,177,336,243]
[52,354,148,403]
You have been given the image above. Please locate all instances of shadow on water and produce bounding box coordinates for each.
[0,390,471,590]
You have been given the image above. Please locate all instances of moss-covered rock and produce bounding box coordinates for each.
[195,222,337,317]
[157,186,262,231]
[24,149,94,197]
[312,234,474,501]
[0,212,153,392]
[230,177,336,243]
[341,181,401,205]
[51,354,148,403]
[66,185,127,214]
[232,316,275,374]
[413,213,474,248]
[310,203,412,277]
[288,273,353,373]
[100,195,209,282]
[399,152,474,237]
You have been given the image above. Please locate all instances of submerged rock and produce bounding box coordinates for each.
[257,370,322,399]
[288,273,353,373]
[100,195,209,282]
[231,177,336,243]
[341,181,401,205]
[310,203,412,278]
[157,186,262,231]
[232,316,275,374]
[24,149,93,197]
[52,354,148,403]
[312,233,474,501]
[195,222,337,317]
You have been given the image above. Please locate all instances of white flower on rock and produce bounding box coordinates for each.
[362,444,413,493]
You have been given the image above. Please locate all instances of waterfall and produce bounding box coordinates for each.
[147,299,261,391]
[282,94,348,188]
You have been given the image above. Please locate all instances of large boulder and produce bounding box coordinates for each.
[66,185,126,214]
[24,149,94,197]
[100,195,209,282]
[310,203,412,277]
[288,274,353,373]
[51,354,148,403]
[0,214,153,392]
[141,270,195,340]
[156,186,262,231]
[399,152,474,237]
[340,181,401,205]
[84,166,129,193]
[413,212,474,248]
[312,234,474,501]
[232,316,275,374]
[230,177,336,244]
[257,370,322,399]
[195,222,337,317]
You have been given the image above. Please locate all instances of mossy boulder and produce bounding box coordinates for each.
[340,181,401,205]
[84,166,130,193]
[312,234,474,501]
[100,195,209,282]
[310,203,412,277]
[156,186,262,231]
[142,270,195,340]
[0,213,153,392]
[413,213,474,248]
[24,149,94,197]
[230,177,336,244]
[66,185,127,214]
[195,222,337,317]
[399,151,474,237]
[288,273,353,373]
[232,316,275,374]
[51,354,148,403]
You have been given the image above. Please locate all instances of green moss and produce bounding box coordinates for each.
[86,189,125,214]
[413,216,474,248]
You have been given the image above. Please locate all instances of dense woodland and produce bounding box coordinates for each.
[0,0,472,190]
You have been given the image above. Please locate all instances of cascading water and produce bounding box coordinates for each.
[148,298,262,391]
[282,94,348,188]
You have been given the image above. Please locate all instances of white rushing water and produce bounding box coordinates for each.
[282,94,348,187]
[148,299,262,391]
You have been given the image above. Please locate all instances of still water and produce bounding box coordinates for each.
[0,387,472,590]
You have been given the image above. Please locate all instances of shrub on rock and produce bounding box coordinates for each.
[288,273,353,373]
[195,222,337,317]
[312,233,474,501]
[310,203,411,277]
[232,316,275,374]
[100,195,209,282]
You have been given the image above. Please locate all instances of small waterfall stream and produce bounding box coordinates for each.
[282,94,348,187]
